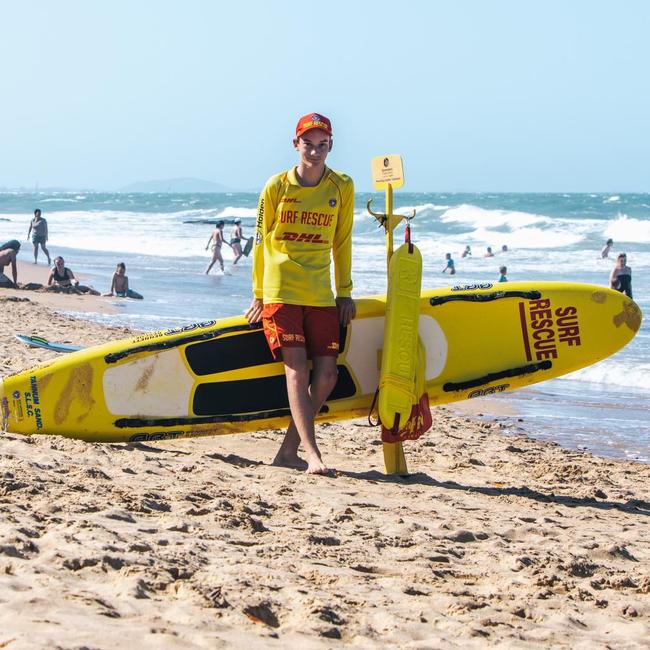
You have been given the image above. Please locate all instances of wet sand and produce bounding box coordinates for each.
[1,296,649,648]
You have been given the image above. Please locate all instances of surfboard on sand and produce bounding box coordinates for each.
[1,282,641,443]
[14,334,82,354]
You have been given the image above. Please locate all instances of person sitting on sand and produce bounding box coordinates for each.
[601,238,614,258]
[230,218,244,265]
[26,209,51,265]
[104,262,143,299]
[0,240,20,288]
[441,252,456,275]
[47,256,100,295]
[498,265,508,282]
[461,245,471,258]
[484,246,494,257]
[205,221,225,274]
[609,253,632,298]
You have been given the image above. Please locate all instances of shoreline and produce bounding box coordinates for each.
[1,295,649,647]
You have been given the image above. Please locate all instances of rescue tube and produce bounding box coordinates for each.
[377,241,423,431]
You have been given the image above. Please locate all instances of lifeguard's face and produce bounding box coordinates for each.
[294,128,332,167]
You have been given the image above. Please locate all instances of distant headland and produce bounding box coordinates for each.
[118,177,234,193]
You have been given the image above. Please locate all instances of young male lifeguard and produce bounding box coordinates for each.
[245,113,355,474]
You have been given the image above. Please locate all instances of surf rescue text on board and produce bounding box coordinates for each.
[519,298,581,362]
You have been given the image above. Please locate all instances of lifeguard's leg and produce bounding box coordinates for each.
[275,350,336,474]
[277,355,338,462]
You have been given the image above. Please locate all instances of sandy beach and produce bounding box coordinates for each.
[0,260,115,315]
[1,295,649,649]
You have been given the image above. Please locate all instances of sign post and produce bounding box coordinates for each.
[368,154,410,476]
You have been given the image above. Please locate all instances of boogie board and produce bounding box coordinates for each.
[0,282,641,443]
[14,334,82,354]
[242,236,254,257]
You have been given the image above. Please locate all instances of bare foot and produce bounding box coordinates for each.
[272,452,308,470]
[306,453,332,475]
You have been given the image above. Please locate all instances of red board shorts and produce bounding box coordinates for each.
[261,303,340,361]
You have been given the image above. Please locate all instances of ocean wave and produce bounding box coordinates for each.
[439,204,546,229]
[397,202,451,214]
[604,214,650,244]
[470,226,583,249]
[214,206,257,219]
[566,361,650,390]
[38,198,81,203]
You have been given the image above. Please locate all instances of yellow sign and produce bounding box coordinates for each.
[371,154,404,190]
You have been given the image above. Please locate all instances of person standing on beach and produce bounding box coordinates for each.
[26,209,51,265]
[205,221,225,274]
[609,253,632,298]
[0,240,20,287]
[601,238,614,258]
[245,112,355,475]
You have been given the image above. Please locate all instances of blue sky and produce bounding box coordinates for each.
[1,1,648,192]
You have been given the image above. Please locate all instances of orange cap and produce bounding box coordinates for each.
[295,113,332,138]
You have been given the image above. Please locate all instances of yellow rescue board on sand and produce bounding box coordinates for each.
[0,282,642,443]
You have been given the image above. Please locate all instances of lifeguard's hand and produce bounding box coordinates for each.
[336,297,356,326]
[245,298,264,324]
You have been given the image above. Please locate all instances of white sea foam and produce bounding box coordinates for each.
[468,226,583,249]
[567,360,650,390]
[397,202,451,214]
[604,195,620,203]
[440,204,545,229]
[38,197,80,203]
[214,206,257,219]
[604,214,650,244]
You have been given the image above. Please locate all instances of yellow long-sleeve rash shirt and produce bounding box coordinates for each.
[252,166,354,306]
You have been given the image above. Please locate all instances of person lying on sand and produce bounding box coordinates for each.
[47,256,100,295]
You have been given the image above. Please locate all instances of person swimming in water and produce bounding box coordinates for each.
[441,252,456,275]
[601,238,614,258]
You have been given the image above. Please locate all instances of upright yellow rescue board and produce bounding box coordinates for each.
[0,282,641,443]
